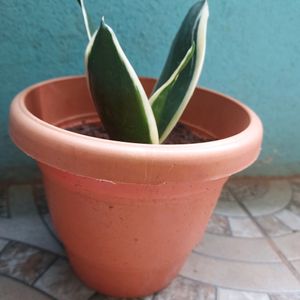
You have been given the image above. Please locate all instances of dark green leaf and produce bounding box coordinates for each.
[151,0,209,142]
[85,19,159,144]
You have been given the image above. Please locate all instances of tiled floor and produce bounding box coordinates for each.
[0,177,300,299]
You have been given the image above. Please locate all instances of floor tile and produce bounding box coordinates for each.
[181,252,300,292]
[217,288,270,300]
[228,217,263,238]
[206,215,231,236]
[214,188,247,217]
[0,241,56,284]
[271,293,300,300]
[0,239,8,252]
[232,180,291,217]
[33,185,49,215]
[195,233,280,263]
[35,258,94,300]
[228,179,270,202]
[291,179,300,201]
[272,232,300,261]
[43,213,61,242]
[256,215,292,237]
[0,185,64,255]
[0,275,52,300]
[155,276,215,300]
[0,187,9,218]
[291,261,300,274]
[291,180,300,192]
[289,204,300,217]
[292,192,300,204]
[33,185,62,245]
[275,210,300,231]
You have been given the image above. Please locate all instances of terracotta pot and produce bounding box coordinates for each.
[9,76,263,297]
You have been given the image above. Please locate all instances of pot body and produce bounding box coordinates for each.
[40,163,226,297]
[9,76,263,297]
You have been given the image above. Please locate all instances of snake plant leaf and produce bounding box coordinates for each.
[149,43,194,132]
[151,0,209,142]
[77,0,94,40]
[85,19,159,144]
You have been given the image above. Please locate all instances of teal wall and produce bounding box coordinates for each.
[1,0,300,180]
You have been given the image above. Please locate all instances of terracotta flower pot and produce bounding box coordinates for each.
[9,76,263,297]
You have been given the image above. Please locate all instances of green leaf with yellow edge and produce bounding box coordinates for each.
[85,19,159,144]
[151,0,209,142]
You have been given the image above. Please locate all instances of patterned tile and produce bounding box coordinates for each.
[272,232,300,261]
[181,253,300,292]
[289,203,300,217]
[214,188,247,217]
[0,241,56,284]
[0,186,9,218]
[0,239,8,252]
[291,260,300,274]
[232,180,291,217]
[271,293,300,300]
[228,217,263,238]
[256,215,292,237]
[33,184,49,215]
[219,188,234,202]
[43,213,60,241]
[33,185,61,244]
[275,209,300,231]
[195,233,280,263]
[292,191,300,204]
[229,179,269,203]
[0,275,52,300]
[35,258,94,300]
[0,185,64,255]
[206,215,231,236]
[291,180,300,193]
[155,276,215,300]
[218,288,270,300]
[289,180,300,207]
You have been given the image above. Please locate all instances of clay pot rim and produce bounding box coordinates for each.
[12,75,261,149]
[9,75,263,182]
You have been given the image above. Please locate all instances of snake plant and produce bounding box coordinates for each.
[77,0,209,144]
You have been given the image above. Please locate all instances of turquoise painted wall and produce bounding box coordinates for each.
[1,0,300,180]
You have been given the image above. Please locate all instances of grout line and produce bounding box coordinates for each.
[0,240,12,257]
[207,228,298,240]
[191,249,294,265]
[0,239,60,287]
[0,273,57,300]
[224,198,234,236]
[221,204,293,220]
[31,256,58,286]
[0,237,66,259]
[228,186,300,283]
[215,286,219,300]
[178,274,291,296]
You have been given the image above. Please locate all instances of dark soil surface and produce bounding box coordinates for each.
[67,122,214,144]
